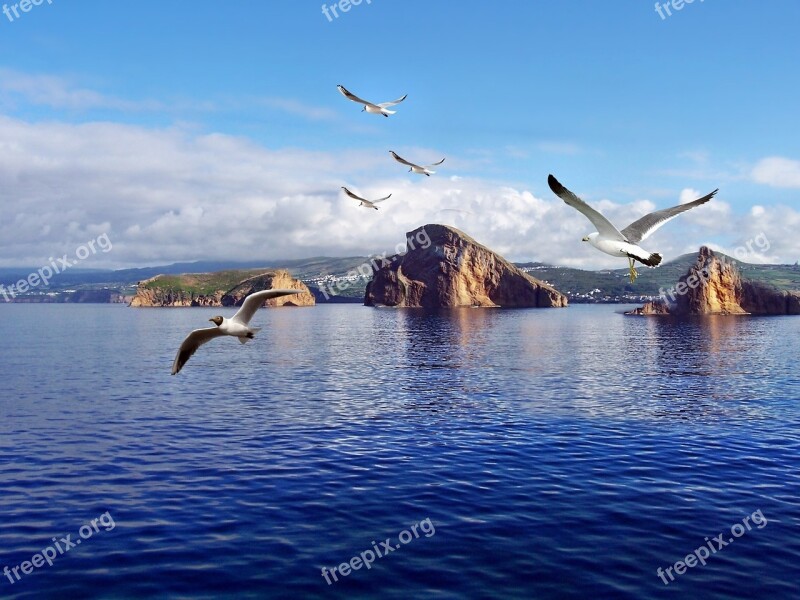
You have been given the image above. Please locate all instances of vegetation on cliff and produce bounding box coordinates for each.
[131,269,314,307]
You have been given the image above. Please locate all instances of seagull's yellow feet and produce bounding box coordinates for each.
[628,258,638,283]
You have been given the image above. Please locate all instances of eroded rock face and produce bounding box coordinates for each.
[129,286,222,307]
[625,301,671,316]
[628,246,800,316]
[364,224,568,308]
[130,270,314,307]
[221,273,314,307]
[674,246,748,315]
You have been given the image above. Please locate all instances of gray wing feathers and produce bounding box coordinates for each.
[390,151,416,167]
[232,289,302,325]
[343,187,390,203]
[547,175,625,241]
[337,85,372,106]
[378,94,407,108]
[621,189,718,244]
[172,327,225,375]
[342,187,366,202]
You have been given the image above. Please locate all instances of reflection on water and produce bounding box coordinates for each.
[1,303,799,599]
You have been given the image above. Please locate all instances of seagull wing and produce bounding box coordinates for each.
[426,158,446,168]
[621,189,718,244]
[172,327,226,375]
[342,187,367,202]
[390,151,417,168]
[231,289,302,326]
[378,94,408,108]
[372,193,392,204]
[337,85,376,107]
[548,174,625,241]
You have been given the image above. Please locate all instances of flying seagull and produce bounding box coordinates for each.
[337,85,407,117]
[171,289,302,375]
[342,186,392,210]
[390,151,445,176]
[548,174,717,283]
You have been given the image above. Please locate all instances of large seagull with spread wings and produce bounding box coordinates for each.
[548,174,717,283]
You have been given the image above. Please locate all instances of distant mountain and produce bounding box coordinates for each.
[2,252,797,304]
[0,257,370,292]
[518,252,800,301]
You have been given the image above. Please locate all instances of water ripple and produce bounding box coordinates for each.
[0,304,798,598]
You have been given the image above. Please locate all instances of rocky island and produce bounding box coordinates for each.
[627,246,800,316]
[364,224,568,308]
[130,269,315,307]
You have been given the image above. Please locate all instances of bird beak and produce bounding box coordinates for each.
[208,318,215,322]
[581,236,589,242]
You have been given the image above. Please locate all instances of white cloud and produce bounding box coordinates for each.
[0,69,162,112]
[0,68,345,128]
[679,187,701,204]
[731,204,800,263]
[1,114,798,271]
[256,97,339,122]
[751,156,800,188]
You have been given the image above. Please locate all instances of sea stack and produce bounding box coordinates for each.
[364,224,568,308]
[627,246,800,315]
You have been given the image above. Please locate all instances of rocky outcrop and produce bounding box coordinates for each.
[625,300,671,316]
[627,246,800,316]
[671,246,747,315]
[220,272,314,307]
[364,224,568,308]
[130,269,314,307]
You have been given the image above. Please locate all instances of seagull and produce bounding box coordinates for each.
[390,151,445,176]
[341,186,392,210]
[548,174,717,283]
[337,85,407,117]
[171,289,302,375]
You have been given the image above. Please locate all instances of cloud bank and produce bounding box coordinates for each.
[2,114,798,270]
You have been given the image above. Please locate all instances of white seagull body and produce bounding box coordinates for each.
[171,288,302,375]
[548,174,717,282]
[342,186,392,210]
[390,151,445,176]
[337,85,407,117]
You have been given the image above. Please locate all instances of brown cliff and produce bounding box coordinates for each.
[364,224,568,308]
[130,269,315,307]
[627,246,800,316]
[626,301,672,316]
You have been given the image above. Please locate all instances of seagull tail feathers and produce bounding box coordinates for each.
[642,252,663,267]
[239,328,261,344]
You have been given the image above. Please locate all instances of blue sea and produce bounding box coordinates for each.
[1,303,799,599]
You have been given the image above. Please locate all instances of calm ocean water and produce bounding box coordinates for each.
[1,303,799,599]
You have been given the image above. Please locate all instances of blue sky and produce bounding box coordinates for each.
[1,1,799,268]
